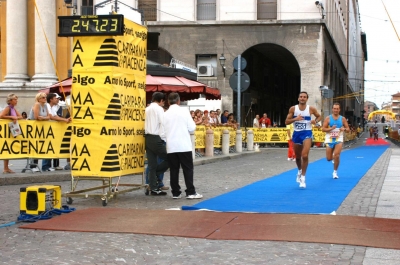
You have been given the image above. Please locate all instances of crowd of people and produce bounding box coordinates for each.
[0,92,71,174]
[190,109,239,129]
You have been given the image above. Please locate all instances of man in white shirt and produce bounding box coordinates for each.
[145,92,169,196]
[209,110,218,126]
[42,93,71,171]
[163,92,203,199]
[253,114,260,128]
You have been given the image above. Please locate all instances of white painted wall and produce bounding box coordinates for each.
[219,0,256,21]
[95,0,142,24]
[159,0,195,21]
[280,0,323,20]
[187,98,222,112]
[156,0,326,22]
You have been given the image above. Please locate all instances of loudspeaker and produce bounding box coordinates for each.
[242,94,251,106]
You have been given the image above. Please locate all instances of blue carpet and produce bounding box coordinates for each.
[183,146,388,214]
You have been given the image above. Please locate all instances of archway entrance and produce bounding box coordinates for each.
[237,44,301,127]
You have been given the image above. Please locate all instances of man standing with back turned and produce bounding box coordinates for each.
[285,91,321,188]
[163,93,203,199]
[321,102,350,179]
[145,92,169,196]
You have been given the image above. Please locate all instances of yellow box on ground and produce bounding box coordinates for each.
[20,185,62,215]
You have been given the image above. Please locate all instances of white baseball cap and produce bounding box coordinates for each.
[54,93,62,99]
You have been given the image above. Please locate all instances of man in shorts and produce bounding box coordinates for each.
[285,91,321,188]
[321,103,350,179]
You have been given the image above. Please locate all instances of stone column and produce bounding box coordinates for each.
[31,0,58,83]
[3,0,29,82]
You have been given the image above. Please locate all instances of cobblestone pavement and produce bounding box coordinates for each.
[0,136,399,264]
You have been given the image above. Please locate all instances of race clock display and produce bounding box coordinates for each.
[58,15,124,37]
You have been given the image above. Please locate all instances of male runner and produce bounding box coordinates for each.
[321,103,350,179]
[285,91,321,188]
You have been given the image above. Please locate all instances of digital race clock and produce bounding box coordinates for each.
[58,15,124,37]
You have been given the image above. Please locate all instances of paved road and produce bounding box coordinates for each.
[0,132,399,264]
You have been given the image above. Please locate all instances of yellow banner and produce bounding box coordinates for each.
[195,125,206,149]
[251,128,288,143]
[71,18,146,177]
[0,120,70,159]
[68,121,145,177]
[312,127,325,143]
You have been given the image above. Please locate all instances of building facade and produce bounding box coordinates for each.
[364,100,379,121]
[144,0,366,126]
[0,0,366,126]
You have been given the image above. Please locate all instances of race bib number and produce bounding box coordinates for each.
[330,130,340,138]
[295,123,306,130]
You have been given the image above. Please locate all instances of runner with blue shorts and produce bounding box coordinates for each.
[285,91,321,188]
[321,103,350,179]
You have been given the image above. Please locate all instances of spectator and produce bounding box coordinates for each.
[163,92,203,199]
[259,113,271,127]
[21,112,27,120]
[28,92,51,172]
[216,109,221,124]
[0,93,23,173]
[144,92,169,196]
[286,123,296,161]
[227,113,238,130]
[194,109,203,125]
[41,93,72,171]
[209,110,218,126]
[203,110,210,126]
[221,110,229,124]
[253,114,260,128]
[190,110,195,120]
[260,119,267,128]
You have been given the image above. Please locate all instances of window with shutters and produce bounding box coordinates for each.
[138,0,157,21]
[197,0,216,21]
[257,0,277,20]
[81,0,93,15]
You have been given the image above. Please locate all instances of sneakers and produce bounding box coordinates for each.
[31,168,40,173]
[287,158,291,161]
[55,166,63,170]
[299,176,306,188]
[333,171,339,179]
[296,170,302,183]
[45,168,55,172]
[172,194,182,199]
[186,193,203,199]
[150,189,167,196]
[160,186,170,190]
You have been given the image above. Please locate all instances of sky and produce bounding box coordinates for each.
[358,0,400,107]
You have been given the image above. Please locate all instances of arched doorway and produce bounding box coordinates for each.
[237,44,301,127]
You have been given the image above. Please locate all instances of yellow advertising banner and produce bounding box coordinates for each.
[68,121,145,177]
[195,125,206,149]
[0,120,70,159]
[251,128,288,143]
[71,18,146,177]
[312,127,325,143]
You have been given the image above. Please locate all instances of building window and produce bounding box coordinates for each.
[138,0,157,21]
[81,0,93,15]
[257,0,277,20]
[197,0,216,21]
